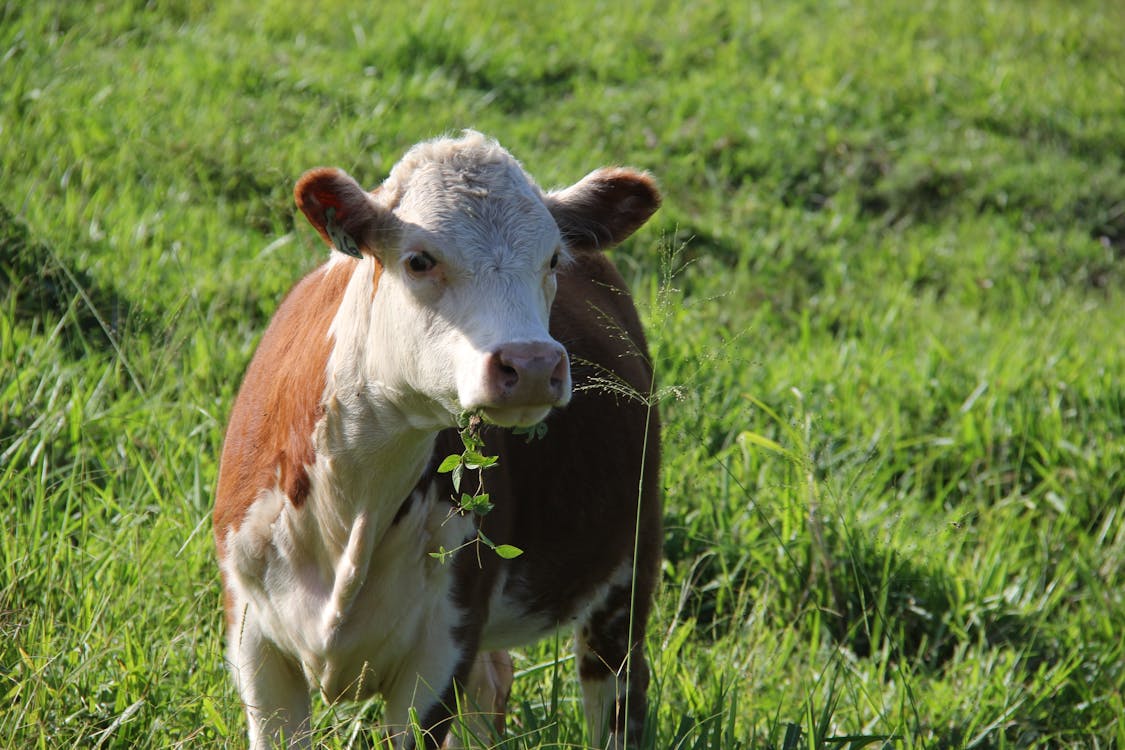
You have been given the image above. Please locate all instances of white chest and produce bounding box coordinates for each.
[223,479,475,701]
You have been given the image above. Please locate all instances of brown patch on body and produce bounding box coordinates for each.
[576,584,634,680]
[425,249,661,740]
[213,257,381,554]
[473,250,663,623]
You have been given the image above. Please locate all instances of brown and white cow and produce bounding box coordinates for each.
[213,131,661,749]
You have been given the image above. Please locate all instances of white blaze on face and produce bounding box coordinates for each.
[366,134,572,428]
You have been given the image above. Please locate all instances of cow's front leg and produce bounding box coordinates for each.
[574,573,652,749]
[382,632,479,749]
[230,619,311,749]
[440,649,513,749]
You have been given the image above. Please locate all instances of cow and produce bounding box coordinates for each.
[213,131,662,749]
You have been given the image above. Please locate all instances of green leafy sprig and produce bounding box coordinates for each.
[429,412,543,564]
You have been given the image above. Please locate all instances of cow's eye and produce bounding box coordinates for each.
[406,252,437,274]
[549,252,560,270]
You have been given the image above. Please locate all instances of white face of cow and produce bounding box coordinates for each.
[294,131,660,431]
[370,142,569,428]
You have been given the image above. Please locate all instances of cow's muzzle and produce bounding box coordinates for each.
[475,341,570,426]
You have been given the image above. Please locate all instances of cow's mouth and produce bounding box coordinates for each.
[478,404,555,429]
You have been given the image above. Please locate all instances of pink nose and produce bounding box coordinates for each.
[485,342,569,406]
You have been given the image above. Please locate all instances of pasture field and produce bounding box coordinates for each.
[3,1,1125,747]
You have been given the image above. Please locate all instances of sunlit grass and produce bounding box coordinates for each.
[3,0,1125,747]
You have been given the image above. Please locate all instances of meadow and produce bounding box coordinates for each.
[3,0,1125,747]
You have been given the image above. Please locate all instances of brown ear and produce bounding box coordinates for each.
[294,168,400,257]
[545,168,661,252]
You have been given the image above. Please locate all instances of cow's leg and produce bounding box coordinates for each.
[574,574,652,749]
[229,619,311,749]
[440,650,513,748]
[383,632,479,749]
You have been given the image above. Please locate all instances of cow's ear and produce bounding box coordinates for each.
[295,168,400,258]
[545,168,661,252]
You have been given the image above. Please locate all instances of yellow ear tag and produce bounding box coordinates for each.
[324,207,363,258]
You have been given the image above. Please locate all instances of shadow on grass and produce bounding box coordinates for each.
[816,532,1052,672]
[0,202,140,357]
[666,521,1055,675]
[1,202,150,488]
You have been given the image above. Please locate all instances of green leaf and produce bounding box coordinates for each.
[451,464,464,492]
[459,492,493,515]
[436,454,462,473]
[513,422,549,443]
[736,430,791,458]
[463,451,499,470]
[202,697,228,736]
[492,544,523,559]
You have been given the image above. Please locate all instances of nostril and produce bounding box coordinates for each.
[490,353,520,389]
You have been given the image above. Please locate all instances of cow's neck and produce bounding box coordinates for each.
[314,393,437,523]
[302,256,444,553]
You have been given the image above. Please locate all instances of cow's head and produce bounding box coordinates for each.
[295,131,659,429]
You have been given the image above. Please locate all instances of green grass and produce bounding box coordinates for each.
[4,0,1125,747]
